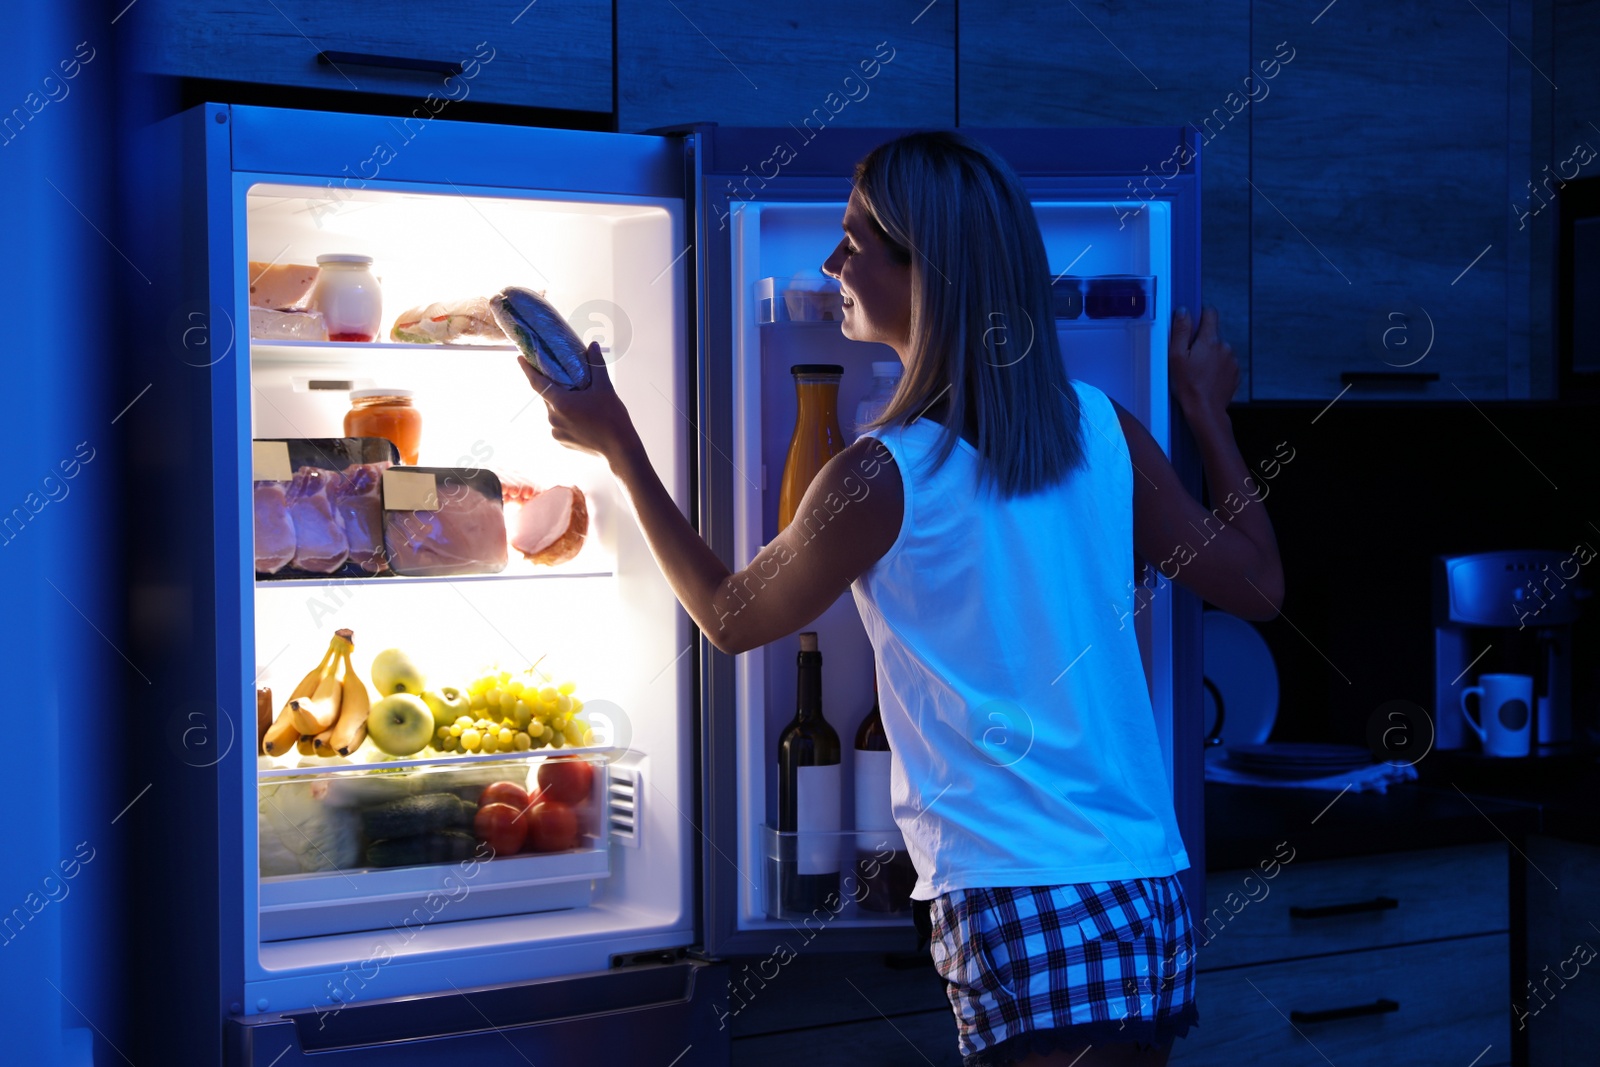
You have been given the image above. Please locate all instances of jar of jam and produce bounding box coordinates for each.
[344,389,421,465]
[310,254,383,342]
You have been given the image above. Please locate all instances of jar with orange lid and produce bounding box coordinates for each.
[344,389,421,465]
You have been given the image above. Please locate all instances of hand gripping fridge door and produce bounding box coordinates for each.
[123,103,726,1066]
[687,125,1206,959]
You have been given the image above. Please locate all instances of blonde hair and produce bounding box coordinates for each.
[854,131,1085,497]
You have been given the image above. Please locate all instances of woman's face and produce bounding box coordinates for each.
[822,194,911,355]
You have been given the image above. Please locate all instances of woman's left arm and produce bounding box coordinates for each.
[520,348,903,654]
[1113,308,1286,619]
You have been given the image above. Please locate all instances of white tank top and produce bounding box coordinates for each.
[852,380,1190,899]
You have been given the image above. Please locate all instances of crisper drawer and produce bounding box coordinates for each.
[1195,843,1507,971]
[131,0,611,112]
[1170,933,1510,1067]
[258,752,611,940]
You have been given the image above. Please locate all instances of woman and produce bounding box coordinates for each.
[521,131,1283,1067]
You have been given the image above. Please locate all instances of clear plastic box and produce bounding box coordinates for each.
[755,276,845,323]
[760,823,916,921]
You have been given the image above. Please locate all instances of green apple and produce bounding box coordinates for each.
[423,687,471,729]
[366,694,435,756]
[371,648,426,697]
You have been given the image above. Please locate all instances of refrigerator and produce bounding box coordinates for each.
[123,104,1203,1065]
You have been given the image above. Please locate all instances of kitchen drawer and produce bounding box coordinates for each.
[1170,933,1510,1066]
[129,0,612,113]
[1194,843,1506,971]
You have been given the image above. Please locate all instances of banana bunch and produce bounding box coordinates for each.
[261,629,371,759]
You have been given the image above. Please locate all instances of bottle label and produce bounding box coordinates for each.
[853,750,904,850]
[796,764,841,875]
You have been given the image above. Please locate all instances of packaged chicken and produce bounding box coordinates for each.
[382,467,509,577]
[390,296,510,346]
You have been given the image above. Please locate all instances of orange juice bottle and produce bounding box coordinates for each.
[778,364,845,531]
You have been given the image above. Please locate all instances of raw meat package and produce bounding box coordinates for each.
[382,467,509,577]
[253,437,398,579]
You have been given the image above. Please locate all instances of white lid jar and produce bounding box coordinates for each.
[309,254,383,342]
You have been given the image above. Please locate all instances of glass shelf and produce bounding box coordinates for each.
[254,565,613,587]
[256,742,612,780]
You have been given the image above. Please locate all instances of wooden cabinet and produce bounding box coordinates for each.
[1523,835,1600,1067]
[127,0,612,112]
[1248,0,1523,400]
[957,0,1255,400]
[1173,844,1511,1066]
[616,1,953,133]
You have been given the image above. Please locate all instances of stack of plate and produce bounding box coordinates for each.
[1223,743,1374,780]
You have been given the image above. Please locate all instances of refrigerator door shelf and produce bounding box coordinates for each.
[259,846,608,942]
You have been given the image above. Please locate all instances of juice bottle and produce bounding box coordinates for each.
[778,364,845,531]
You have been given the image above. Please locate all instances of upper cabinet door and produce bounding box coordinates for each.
[1250,0,1518,400]
[129,0,612,113]
[616,1,953,133]
[958,0,1252,400]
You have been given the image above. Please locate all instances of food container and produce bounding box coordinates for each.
[1083,275,1155,320]
[755,276,845,323]
[1050,276,1084,320]
[381,466,509,577]
[309,253,384,342]
[251,436,400,580]
[249,306,328,342]
[345,389,422,466]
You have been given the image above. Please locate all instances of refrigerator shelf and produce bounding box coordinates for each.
[250,340,611,360]
[257,743,613,779]
[254,566,614,587]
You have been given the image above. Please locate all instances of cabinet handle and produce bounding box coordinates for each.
[317,51,463,77]
[1289,998,1399,1024]
[1338,371,1440,384]
[1288,895,1398,920]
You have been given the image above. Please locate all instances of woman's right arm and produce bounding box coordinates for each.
[1112,307,1284,620]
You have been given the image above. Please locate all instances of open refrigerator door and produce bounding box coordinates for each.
[693,127,1202,958]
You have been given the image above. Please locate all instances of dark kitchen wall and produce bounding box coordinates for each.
[1228,400,1600,746]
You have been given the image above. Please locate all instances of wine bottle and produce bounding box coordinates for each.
[852,676,917,912]
[776,631,841,916]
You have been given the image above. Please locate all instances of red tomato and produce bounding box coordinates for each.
[536,757,594,806]
[522,801,580,852]
[479,781,530,811]
[473,802,527,857]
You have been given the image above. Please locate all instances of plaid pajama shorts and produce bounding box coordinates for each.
[925,875,1198,1065]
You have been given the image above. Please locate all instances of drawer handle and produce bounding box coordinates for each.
[1289,998,1399,1025]
[317,51,463,77]
[1288,895,1398,920]
[1339,371,1440,384]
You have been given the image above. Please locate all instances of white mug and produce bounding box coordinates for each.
[1460,673,1534,757]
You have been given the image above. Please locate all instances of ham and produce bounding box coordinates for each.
[512,485,588,565]
[331,462,390,574]
[285,467,348,574]
[253,481,296,574]
[385,482,508,577]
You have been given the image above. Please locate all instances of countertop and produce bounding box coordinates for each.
[1204,746,1600,870]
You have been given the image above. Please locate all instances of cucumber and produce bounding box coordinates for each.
[365,830,479,869]
[361,793,472,841]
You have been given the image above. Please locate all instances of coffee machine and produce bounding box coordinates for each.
[1434,550,1585,753]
